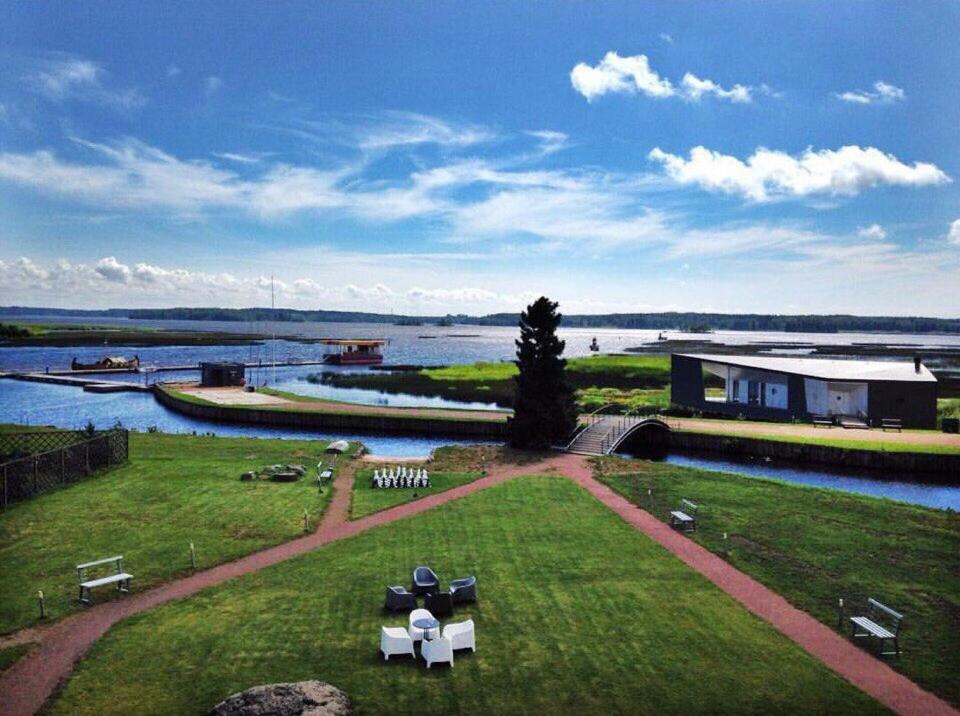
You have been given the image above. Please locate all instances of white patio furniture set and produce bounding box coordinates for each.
[371,466,430,489]
[380,613,475,668]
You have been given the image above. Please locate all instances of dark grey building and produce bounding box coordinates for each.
[671,353,937,428]
[200,361,246,387]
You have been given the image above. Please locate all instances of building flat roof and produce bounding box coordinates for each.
[679,353,937,382]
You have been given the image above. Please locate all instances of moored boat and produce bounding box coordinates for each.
[319,339,386,365]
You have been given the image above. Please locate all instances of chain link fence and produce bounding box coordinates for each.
[0,430,129,508]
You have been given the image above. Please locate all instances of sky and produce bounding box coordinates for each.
[1,2,958,316]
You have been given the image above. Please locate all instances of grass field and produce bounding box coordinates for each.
[0,321,264,347]
[678,423,960,454]
[319,355,676,410]
[350,468,483,519]
[0,433,343,635]
[0,643,31,674]
[50,477,885,715]
[593,457,960,705]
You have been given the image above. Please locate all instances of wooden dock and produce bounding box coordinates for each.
[0,372,152,393]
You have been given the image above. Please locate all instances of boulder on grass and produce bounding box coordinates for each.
[209,681,351,716]
[240,471,257,482]
[270,471,300,482]
[287,464,307,476]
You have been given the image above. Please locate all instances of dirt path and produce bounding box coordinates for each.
[0,454,954,716]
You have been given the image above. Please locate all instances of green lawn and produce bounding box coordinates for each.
[318,354,675,410]
[0,643,31,674]
[593,457,960,705]
[0,432,342,635]
[680,424,960,455]
[50,477,885,716]
[350,468,482,519]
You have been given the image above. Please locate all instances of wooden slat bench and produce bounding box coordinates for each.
[849,598,903,657]
[77,556,132,605]
[669,499,698,532]
[812,416,834,428]
[881,418,903,432]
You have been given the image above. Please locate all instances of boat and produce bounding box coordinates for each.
[319,339,386,366]
[657,332,668,341]
[71,355,140,371]
[589,337,600,352]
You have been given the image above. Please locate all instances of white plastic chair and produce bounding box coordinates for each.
[380,626,415,661]
[442,619,476,652]
[408,608,439,642]
[421,635,454,668]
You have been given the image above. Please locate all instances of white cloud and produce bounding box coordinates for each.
[857,224,887,240]
[947,219,960,245]
[570,51,754,103]
[204,76,223,96]
[26,55,146,110]
[835,80,905,105]
[94,256,132,283]
[659,33,674,44]
[166,65,181,78]
[648,144,950,201]
[681,73,751,103]
[570,52,673,101]
[212,152,264,164]
[355,111,494,151]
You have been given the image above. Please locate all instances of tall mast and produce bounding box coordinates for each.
[271,275,277,385]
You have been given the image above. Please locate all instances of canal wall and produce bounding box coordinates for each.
[153,386,509,439]
[666,430,960,477]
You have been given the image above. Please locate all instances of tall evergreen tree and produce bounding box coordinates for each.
[510,296,578,449]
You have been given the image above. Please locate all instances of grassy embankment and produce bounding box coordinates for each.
[0,432,344,635]
[594,456,960,705]
[317,355,684,411]
[49,476,885,716]
[161,385,508,424]
[673,419,960,454]
[0,321,264,347]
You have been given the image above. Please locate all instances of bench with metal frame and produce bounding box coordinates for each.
[812,415,834,428]
[880,418,903,432]
[849,597,903,657]
[669,499,698,532]
[77,555,132,605]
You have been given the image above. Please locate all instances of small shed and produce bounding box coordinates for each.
[200,362,246,387]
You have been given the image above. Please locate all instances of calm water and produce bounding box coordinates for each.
[2,315,959,479]
[0,380,483,457]
[616,449,960,511]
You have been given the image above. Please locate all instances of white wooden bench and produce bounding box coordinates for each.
[849,598,903,656]
[669,499,698,532]
[812,416,833,428]
[77,556,133,605]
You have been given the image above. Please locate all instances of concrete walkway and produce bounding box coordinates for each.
[0,454,954,716]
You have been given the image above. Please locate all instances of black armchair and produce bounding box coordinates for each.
[449,576,477,604]
[412,566,440,596]
[384,585,417,612]
[425,590,455,617]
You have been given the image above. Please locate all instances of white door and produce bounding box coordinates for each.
[828,388,850,415]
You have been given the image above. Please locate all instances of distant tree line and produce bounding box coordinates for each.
[2,306,958,334]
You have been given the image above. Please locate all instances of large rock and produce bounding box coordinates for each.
[209,681,351,716]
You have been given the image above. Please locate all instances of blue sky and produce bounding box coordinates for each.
[1,2,958,315]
